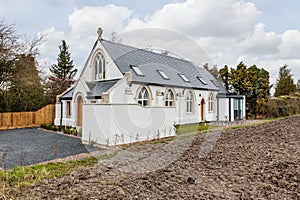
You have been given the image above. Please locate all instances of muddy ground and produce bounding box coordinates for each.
[12,116,300,199]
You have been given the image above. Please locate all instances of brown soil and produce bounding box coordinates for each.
[14,116,300,199]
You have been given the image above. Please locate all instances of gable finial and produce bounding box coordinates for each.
[97,27,103,40]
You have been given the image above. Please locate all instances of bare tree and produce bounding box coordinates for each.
[0,19,46,112]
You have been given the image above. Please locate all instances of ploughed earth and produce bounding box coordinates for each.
[13,116,300,199]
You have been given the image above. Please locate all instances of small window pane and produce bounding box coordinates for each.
[157,70,169,80]
[197,76,208,85]
[137,87,150,106]
[94,53,105,80]
[131,65,144,76]
[208,93,214,112]
[179,74,189,82]
[186,91,194,113]
[66,101,71,117]
[165,89,175,107]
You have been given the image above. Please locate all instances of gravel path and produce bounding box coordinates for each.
[0,128,100,169]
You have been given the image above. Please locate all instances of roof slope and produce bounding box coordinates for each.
[86,79,120,99]
[60,88,74,100]
[101,40,219,91]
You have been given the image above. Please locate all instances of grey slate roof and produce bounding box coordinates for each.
[60,88,74,100]
[86,79,120,99]
[101,39,220,91]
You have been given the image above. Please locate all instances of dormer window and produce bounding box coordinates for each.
[94,53,105,80]
[131,65,144,76]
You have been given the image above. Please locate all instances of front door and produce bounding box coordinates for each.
[200,99,205,122]
[77,96,83,126]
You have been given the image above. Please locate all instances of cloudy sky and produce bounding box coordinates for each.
[1,0,300,93]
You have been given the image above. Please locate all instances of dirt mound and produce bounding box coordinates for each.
[17,116,300,199]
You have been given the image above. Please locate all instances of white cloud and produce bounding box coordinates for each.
[34,0,300,93]
[68,5,132,38]
[37,5,133,68]
[239,23,281,55]
[38,27,66,56]
[279,30,300,59]
[129,0,260,38]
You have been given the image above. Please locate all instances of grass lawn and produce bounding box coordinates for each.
[175,122,217,135]
[0,157,97,198]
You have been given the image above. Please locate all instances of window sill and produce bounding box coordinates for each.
[186,112,194,115]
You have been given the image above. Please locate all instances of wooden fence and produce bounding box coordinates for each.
[0,104,55,130]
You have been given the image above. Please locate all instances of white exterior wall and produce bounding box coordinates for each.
[218,98,229,121]
[217,96,246,121]
[109,78,218,125]
[242,96,246,119]
[175,89,218,124]
[54,100,76,126]
[80,42,123,82]
[82,104,176,145]
[230,98,235,121]
[54,103,61,125]
[54,79,90,127]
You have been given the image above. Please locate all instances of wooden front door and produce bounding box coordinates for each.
[200,99,205,122]
[77,96,83,126]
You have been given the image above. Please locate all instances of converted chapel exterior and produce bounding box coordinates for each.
[54,28,246,145]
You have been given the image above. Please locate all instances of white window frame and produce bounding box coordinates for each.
[208,93,214,112]
[131,65,144,76]
[197,76,208,85]
[137,87,150,106]
[179,74,189,82]
[66,101,71,118]
[94,53,105,80]
[157,70,170,80]
[186,91,194,113]
[165,89,175,107]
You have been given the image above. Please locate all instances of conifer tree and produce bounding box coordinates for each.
[219,65,230,91]
[219,62,270,118]
[6,54,45,111]
[50,40,77,95]
[274,65,296,97]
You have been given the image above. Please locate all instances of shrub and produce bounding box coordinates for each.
[267,96,300,118]
[40,123,46,129]
[71,129,78,136]
[64,127,71,135]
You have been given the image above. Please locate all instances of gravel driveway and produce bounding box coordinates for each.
[0,128,99,169]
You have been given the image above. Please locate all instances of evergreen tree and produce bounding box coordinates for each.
[248,65,270,116]
[50,40,77,96]
[219,62,270,118]
[230,62,254,96]
[0,19,46,112]
[219,65,230,91]
[274,65,296,97]
[6,54,45,111]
